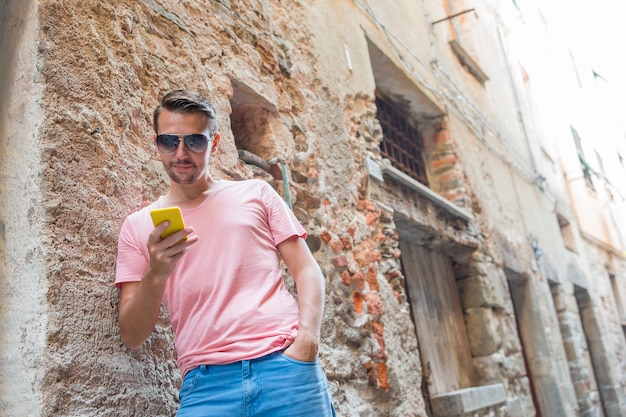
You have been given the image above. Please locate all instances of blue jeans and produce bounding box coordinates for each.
[176,351,336,417]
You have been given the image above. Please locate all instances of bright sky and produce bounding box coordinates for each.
[542,1,626,102]
[538,1,626,247]
[504,0,626,202]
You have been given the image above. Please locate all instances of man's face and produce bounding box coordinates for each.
[155,109,219,185]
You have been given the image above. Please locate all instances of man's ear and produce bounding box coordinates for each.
[152,133,160,157]
[211,133,221,154]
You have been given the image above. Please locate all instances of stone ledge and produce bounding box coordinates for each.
[430,383,507,417]
[379,158,474,222]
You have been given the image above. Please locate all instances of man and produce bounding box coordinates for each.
[115,89,336,416]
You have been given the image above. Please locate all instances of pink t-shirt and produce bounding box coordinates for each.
[115,179,306,376]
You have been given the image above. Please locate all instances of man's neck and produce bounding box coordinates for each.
[164,177,215,208]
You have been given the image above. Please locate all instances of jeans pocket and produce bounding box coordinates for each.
[178,369,199,403]
[278,352,318,365]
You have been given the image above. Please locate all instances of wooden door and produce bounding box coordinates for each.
[399,239,476,395]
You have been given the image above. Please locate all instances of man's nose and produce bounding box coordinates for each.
[175,139,188,158]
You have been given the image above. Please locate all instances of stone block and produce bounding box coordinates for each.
[499,352,526,379]
[568,361,590,383]
[499,314,522,354]
[430,383,507,416]
[466,308,501,357]
[551,287,569,312]
[472,354,503,384]
[562,337,581,360]
[573,379,591,398]
[458,271,506,309]
[534,374,573,416]
[483,264,507,308]
[506,377,538,417]
[558,310,582,338]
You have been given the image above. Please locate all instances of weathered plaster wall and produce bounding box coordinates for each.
[0,0,47,415]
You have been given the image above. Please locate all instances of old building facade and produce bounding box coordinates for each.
[1,0,625,416]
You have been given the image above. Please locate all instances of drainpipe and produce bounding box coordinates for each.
[238,149,293,210]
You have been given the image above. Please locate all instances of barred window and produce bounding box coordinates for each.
[376,96,429,186]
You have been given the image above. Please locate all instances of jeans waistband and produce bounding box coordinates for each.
[196,349,286,371]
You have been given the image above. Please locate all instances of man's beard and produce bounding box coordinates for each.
[165,160,199,185]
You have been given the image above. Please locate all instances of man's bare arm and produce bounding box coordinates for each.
[118,223,197,349]
[278,236,325,362]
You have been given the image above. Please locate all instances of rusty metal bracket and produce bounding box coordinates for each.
[431,8,477,26]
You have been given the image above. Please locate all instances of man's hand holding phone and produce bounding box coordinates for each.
[147,207,197,280]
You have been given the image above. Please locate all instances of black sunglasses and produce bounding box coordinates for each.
[155,133,211,154]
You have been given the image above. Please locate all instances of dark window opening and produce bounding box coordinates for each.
[557,213,577,252]
[376,96,429,186]
[229,80,281,181]
[571,126,595,191]
[610,273,626,325]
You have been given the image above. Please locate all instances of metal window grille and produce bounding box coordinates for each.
[376,97,428,186]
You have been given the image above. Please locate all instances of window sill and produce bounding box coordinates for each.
[430,383,507,417]
[377,158,474,223]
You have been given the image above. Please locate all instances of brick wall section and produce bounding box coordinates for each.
[318,185,424,411]
[324,184,398,392]
[427,119,472,208]
[316,94,426,414]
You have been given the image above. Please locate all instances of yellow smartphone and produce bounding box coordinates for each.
[150,207,188,240]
